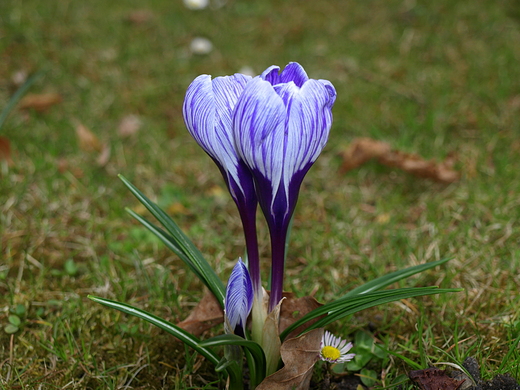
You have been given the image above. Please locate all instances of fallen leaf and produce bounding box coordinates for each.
[409,367,466,390]
[339,137,460,183]
[379,150,460,183]
[167,202,189,215]
[96,143,111,167]
[0,136,13,165]
[75,123,103,153]
[256,328,323,390]
[126,9,155,24]
[279,294,322,340]
[118,115,142,138]
[176,290,224,336]
[19,93,62,112]
[339,137,390,172]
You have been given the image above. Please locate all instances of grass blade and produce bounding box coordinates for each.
[199,334,266,383]
[119,174,225,305]
[280,287,462,340]
[342,258,452,298]
[88,295,221,366]
[0,70,44,129]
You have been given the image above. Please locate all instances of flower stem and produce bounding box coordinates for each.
[239,206,261,293]
[268,226,286,311]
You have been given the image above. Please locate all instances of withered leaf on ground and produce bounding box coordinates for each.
[126,9,155,24]
[96,143,111,167]
[0,136,13,165]
[339,137,391,173]
[340,137,460,183]
[409,367,466,390]
[75,122,103,153]
[176,290,224,336]
[19,93,62,112]
[118,114,142,138]
[256,328,323,390]
[279,293,322,340]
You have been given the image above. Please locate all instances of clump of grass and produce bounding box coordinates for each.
[1,0,520,388]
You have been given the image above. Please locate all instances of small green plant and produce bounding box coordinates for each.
[331,330,388,387]
[4,304,26,334]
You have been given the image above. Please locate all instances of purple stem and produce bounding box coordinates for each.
[239,206,261,294]
[268,224,287,311]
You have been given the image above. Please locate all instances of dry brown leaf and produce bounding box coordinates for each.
[409,367,466,390]
[340,137,460,183]
[96,143,111,167]
[256,328,323,390]
[167,202,189,215]
[0,136,13,165]
[339,137,391,173]
[19,93,62,112]
[76,123,103,153]
[279,294,322,340]
[176,290,224,336]
[379,150,460,183]
[118,115,142,138]
[126,9,155,24]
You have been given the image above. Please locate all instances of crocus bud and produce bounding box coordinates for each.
[224,258,254,334]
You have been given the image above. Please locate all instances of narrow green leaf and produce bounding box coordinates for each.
[199,334,266,383]
[342,258,452,298]
[244,348,262,390]
[0,69,45,130]
[308,288,461,332]
[88,295,220,366]
[280,287,462,340]
[119,175,225,305]
[126,209,205,281]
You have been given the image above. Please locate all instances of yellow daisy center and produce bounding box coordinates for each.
[321,346,341,361]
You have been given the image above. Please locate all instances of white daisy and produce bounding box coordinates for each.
[319,331,355,363]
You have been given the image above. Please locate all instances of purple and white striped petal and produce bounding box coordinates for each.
[260,62,309,88]
[224,258,254,332]
[183,73,253,200]
[233,75,335,228]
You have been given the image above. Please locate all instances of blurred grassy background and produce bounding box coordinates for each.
[1,0,520,388]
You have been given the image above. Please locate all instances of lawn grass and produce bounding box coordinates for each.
[1,0,520,388]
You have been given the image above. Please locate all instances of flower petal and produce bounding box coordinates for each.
[279,62,308,87]
[260,65,281,85]
[260,62,309,88]
[183,73,252,194]
[233,77,286,203]
[225,258,254,331]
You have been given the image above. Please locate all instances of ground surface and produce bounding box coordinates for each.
[1,0,520,389]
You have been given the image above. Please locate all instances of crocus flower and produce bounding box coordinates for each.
[224,259,253,335]
[183,73,262,294]
[233,62,336,310]
[319,331,355,363]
